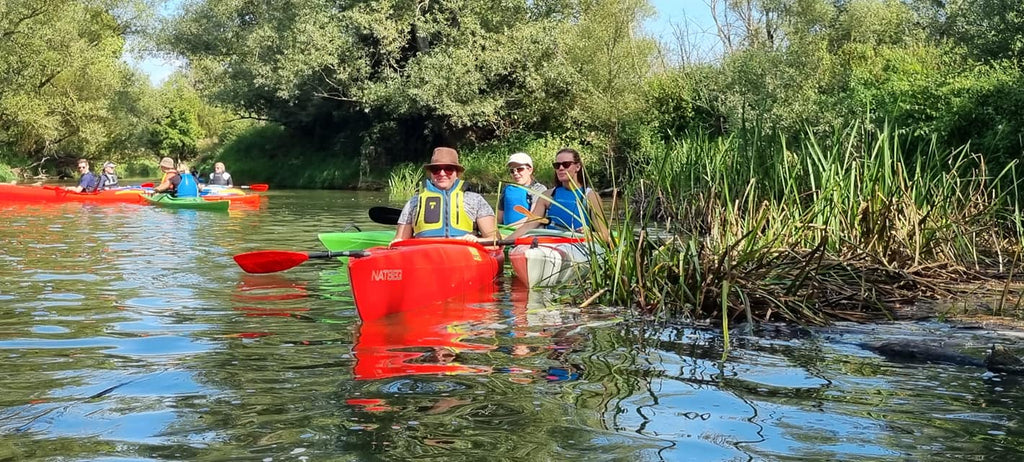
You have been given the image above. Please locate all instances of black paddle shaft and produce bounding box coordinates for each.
[308,250,371,259]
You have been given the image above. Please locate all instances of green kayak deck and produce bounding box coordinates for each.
[144,193,230,211]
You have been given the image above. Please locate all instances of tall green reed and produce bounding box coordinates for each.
[588,122,1023,324]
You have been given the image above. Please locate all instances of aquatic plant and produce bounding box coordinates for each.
[586,122,1024,324]
[387,163,422,202]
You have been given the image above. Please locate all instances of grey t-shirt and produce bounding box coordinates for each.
[397,190,495,227]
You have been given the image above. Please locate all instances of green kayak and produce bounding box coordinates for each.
[144,193,230,211]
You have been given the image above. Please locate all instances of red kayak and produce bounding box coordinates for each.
[347,238,502,322]
[0,183,146,204]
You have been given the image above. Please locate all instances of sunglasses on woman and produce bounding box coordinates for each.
[427,165,459,175]
[552,161,577,170]
[508,166,529,174]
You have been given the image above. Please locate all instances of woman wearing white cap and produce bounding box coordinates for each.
[95,161,119,190]
[497,152,547,226]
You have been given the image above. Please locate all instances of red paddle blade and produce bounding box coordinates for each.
[248,184,269,191]
[234,251,310,274]
[140,182,155,188]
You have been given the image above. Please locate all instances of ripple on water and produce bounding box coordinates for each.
[380,379,468,394]
[31,272,101,282]
[30,325,71,334]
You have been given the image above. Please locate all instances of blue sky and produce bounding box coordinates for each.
[132,1,717,85]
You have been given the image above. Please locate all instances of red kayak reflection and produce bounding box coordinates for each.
[353,296,498,380]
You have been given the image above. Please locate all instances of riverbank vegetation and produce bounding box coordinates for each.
[2,0,1022,323]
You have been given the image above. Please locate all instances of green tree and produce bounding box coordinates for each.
[0,0,151,171]
[147,105,202,160]
[159,0,657,163]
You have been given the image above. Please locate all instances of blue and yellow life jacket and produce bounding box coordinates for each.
[547,186,589,231]
[500,184,532,225]
[413,179,474,238]
[175,173,200,198]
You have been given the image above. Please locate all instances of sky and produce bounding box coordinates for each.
[131,1,718,85]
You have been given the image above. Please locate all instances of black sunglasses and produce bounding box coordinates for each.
[427,165,459,175]
[552,161,577,169]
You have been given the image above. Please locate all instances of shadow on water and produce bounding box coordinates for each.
[1,191,1023,460]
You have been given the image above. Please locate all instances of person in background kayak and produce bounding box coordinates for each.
[497,152,547,227]
[506,148,612,245]
[95,161,119,190]
[208,162,233,186]
[151,157,200,197]
[394,147,499,242]
[65,159,98,192]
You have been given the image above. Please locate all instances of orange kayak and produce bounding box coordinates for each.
[202,193,263,207]
[0,183,146,204]
[347,238,501,322]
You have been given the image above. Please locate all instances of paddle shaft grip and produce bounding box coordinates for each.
[308,250,370,259]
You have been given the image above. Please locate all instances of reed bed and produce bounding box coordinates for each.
[587,124,1024,324]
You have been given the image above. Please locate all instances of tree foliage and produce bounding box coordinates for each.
[0,0,152,169]
[160,0,657,162]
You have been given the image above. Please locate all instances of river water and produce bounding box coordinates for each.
[1,189,1022,460]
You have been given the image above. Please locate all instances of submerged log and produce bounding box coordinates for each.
[861,341,1024,374]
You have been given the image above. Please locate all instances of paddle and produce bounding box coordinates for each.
[235,249,371,274]
[512,205,555,227]
[241,184,269,191]
[140,182,154,188]
[369,206,402,225]
[234,236,585,274]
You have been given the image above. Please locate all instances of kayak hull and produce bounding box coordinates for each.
[509,237,600,288]
[0,183,146,204]
[318,230,395,254]
[348,239,501,322]
[144,193,230,211]
[202,193,262,207]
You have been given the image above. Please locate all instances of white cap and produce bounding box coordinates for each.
[507,152,533,166]
[103,161,115,168]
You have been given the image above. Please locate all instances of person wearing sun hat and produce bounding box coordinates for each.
[394,146,498,242]
[94,161,119,190]
[497,152,547,226]
[151,157,200,197]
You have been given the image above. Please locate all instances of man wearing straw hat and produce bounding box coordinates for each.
[394,147,498,242]
[152,157,199,197]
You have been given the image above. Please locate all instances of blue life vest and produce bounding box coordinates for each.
[500,184,532,225]
[175,173,200,198]
[547,186,589,230]
[413,179,474,238]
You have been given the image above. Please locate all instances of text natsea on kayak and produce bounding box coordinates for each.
[347,238,501,322]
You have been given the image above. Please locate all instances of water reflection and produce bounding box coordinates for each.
[2,191,1024,460]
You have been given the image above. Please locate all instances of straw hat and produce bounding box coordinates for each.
[422,147,464,172]
[158,157,175,170]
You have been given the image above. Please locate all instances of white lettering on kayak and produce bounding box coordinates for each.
[371,269,403,281]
